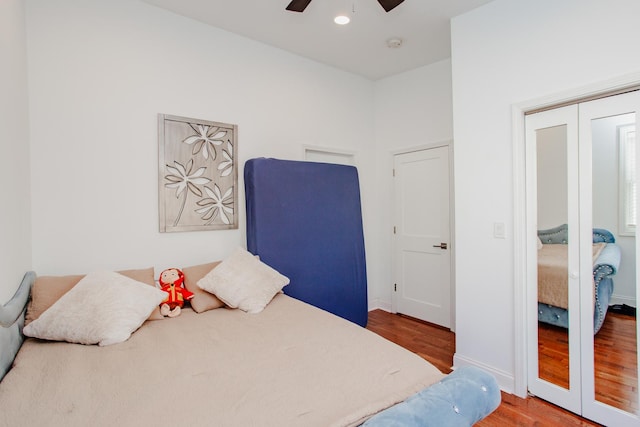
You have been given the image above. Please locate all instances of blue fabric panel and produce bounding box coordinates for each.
[361,366,501,427]
[537,276,614,334]
[595,243,621,274]
[594,277,614,333]
[537,302,569,329]
[593,228,615,243]
[537,224,616,244]
[244,158,368,327]
[538,224,570,244]
[0,272,36,382]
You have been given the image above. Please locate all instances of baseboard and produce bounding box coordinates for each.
[367,298,392,313]
[610,294,636,308]
[453,353,514,395]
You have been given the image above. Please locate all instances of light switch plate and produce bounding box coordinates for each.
[494,222,506,239]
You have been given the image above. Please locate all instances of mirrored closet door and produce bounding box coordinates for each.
[525,90,640,426]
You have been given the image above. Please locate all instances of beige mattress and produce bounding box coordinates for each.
[537,243,606,309]
[0,294,443,427]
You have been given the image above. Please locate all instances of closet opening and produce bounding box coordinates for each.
[514,80,640,427]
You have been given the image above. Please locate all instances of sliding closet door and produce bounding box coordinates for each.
[526,90,640,426]
[525,104,581,413]
[578,91,640,426]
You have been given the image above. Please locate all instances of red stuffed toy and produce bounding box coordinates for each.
[158,268,194,318]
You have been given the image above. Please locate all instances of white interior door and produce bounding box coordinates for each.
[393,147,451,328]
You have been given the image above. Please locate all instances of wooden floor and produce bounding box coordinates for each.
[538,312,638,414]
[366,310,603,426]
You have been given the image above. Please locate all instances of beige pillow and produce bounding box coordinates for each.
[182,261,225,313]
[197,247,290,314]
[26,267,162,324]
[23,271,168,346]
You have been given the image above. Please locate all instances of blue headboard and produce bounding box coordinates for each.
[537,223,615,244]
[0,271,36,382]
[244,158,368,326]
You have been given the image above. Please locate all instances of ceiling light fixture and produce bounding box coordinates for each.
[334,15,350,25]
[334,1,354,25]
[386,37,403,48]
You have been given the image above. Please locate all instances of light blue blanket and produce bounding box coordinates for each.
[362,366,501,427]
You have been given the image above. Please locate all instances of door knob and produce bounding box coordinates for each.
[433,243,448,249]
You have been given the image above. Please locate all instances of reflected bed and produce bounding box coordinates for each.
[537,224,621,334]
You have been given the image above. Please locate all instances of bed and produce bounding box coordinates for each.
[537,224,621,334]
[0,158,501,426]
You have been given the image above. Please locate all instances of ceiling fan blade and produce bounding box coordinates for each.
[377,0,404,12]
[286,0,313,12]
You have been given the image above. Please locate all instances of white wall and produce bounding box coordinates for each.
[536,126,568,230]
[0,0,32,304]
[372,60,453,309]
[451,0,640,391]
[592,114,636,306]
[25,1,376,283]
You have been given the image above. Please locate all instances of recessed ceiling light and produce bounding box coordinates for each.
[334,15,350,25]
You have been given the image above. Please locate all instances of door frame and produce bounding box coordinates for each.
[390,140,456,331]
[512,72,640,399]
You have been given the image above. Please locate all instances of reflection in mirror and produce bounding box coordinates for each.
[536,125,570,389]
[591,114,638,415]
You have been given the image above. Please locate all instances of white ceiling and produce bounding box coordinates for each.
[141,0,494,80]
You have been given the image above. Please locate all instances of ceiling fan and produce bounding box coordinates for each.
[286,0,405,13]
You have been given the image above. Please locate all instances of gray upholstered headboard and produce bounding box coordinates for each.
[537,223,616,244]
[0,272,36,381]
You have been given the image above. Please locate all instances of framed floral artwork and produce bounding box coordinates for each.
[158,114,238,232]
